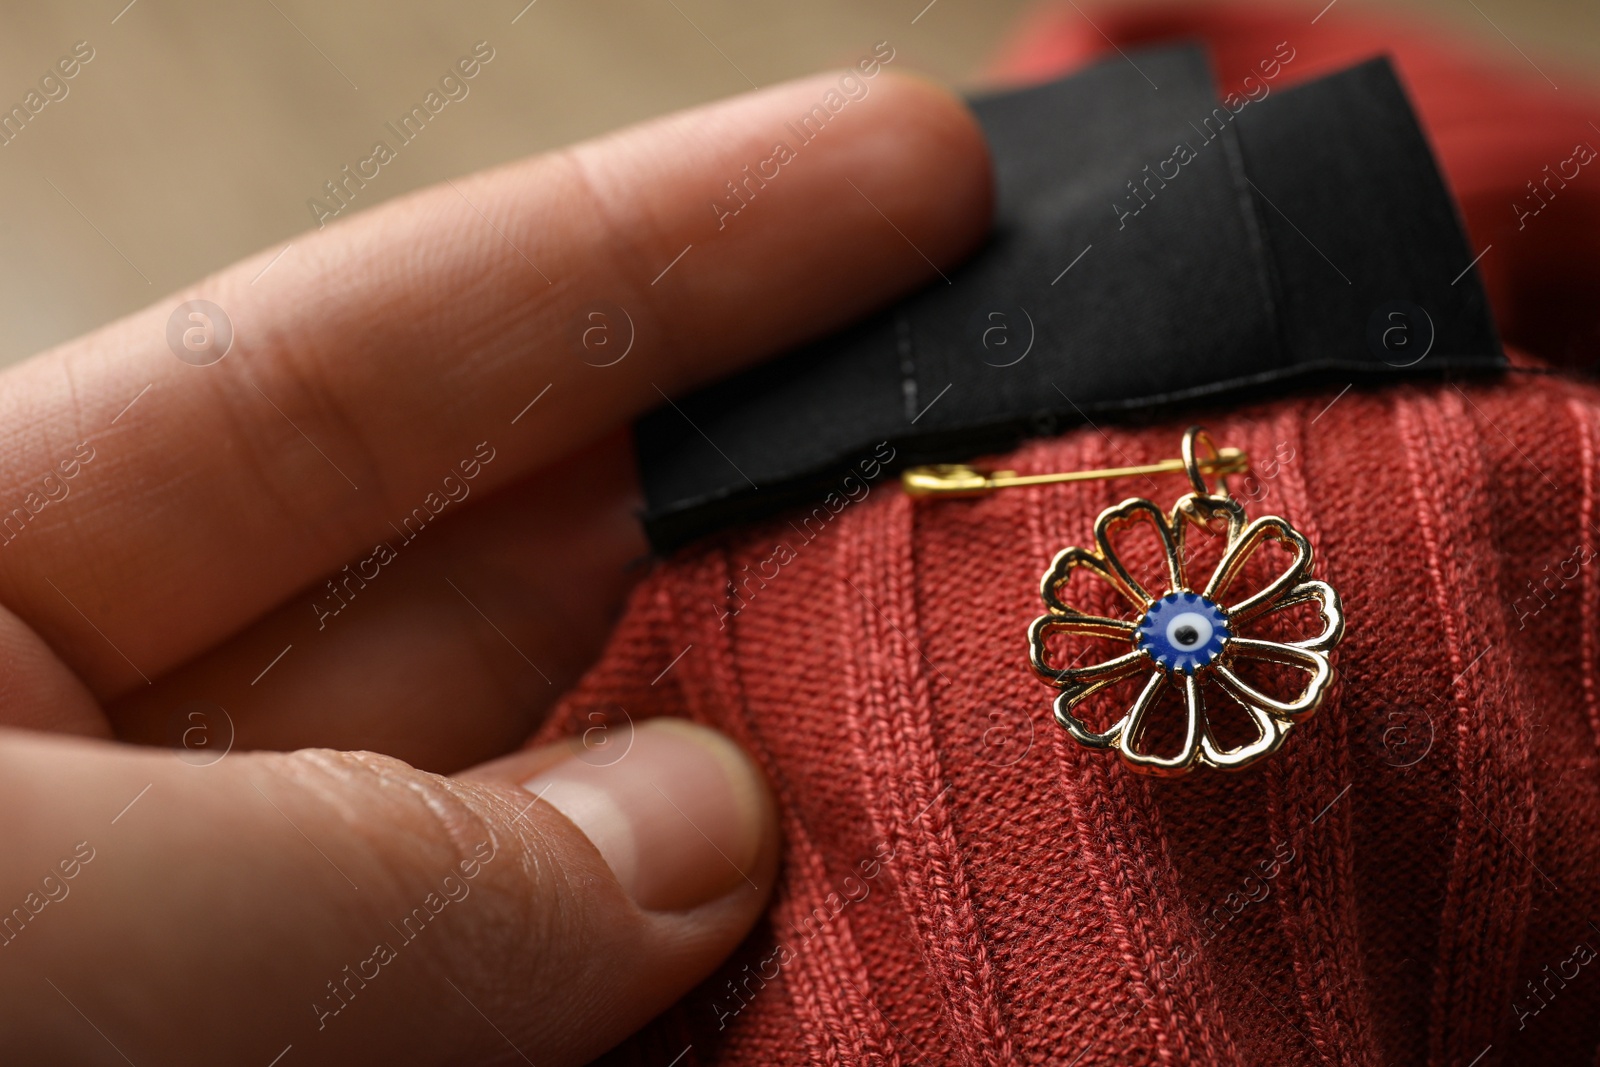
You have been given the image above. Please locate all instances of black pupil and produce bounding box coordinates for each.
[1174,625,1199,647]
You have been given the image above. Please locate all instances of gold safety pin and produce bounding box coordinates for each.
[901,447,1249,499]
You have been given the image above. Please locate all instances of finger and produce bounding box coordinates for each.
[1,70,992,695]
[0,718,777,1066]
[108,431,645,772]
[0,600,107,737]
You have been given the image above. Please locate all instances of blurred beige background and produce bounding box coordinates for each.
[0,0,1595,369]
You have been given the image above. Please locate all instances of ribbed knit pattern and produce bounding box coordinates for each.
[544,375,1600,1067]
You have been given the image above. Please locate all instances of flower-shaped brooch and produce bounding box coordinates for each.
[904,426,1345,777]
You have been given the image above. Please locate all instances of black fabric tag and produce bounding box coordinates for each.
[635,47,1503,552]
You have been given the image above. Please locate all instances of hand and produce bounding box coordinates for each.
[0,71,990,1064]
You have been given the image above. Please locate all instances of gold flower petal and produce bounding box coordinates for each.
[1038,546,1144,618]
[1093,498,1181,608]
[1170,492,1246,591]
[1027,613,1138,681]
[1050,652,1152,748]
[1204,515,1312,624]
[1211,638,1334,722]
[1250,579,1346,653]
[1116,671,1201,777]
[1200,685,1291,770]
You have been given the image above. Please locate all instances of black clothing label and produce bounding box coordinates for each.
[635,48,1502,551]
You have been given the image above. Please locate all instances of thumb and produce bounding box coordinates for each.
[0,718,777,1066]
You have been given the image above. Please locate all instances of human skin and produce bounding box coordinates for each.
[0,71,991,1064]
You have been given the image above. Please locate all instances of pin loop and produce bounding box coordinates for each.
[1181,426,1230,499]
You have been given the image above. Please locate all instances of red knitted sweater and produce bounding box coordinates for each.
[543,7,1600,1065]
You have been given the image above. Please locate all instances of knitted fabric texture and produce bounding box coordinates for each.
[539,7,1600,1065]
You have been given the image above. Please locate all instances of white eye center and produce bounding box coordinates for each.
[1167,611,1213,650]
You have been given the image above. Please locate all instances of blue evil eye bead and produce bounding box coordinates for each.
[1136,592,1232,674]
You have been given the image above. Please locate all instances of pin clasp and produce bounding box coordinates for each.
[901,444,1249,499]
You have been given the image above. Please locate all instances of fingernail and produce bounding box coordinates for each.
[522,719,770,911]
